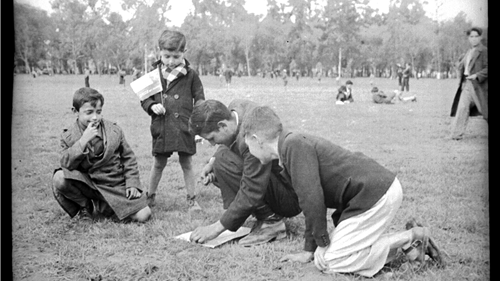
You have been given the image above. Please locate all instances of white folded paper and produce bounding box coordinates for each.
[174,227,251,248]
[129,69,163,101]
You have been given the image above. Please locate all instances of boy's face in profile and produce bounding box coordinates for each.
[160,49,185,69]
[244,134,273,165]
[74,100,103,128]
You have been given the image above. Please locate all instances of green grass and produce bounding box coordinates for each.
[11,73,488,280]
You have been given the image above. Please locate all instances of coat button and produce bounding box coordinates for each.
[174,113,179,118]
[174,94,179,99]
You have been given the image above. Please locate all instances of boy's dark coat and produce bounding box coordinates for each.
[141,60,205,155]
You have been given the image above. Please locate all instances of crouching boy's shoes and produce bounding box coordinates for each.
[147,192,156,207]
[187,194,202,212]
[239,217,287,246]
[78,202,94,222]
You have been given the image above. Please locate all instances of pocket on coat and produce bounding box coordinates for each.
[150,117,162,139]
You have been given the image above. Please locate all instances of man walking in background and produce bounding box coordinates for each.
[450,27,488,140]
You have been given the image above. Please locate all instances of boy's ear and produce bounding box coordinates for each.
[71,107,78,114]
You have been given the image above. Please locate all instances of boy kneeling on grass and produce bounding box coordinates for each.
[241,106,444,277]
[52,87,151,223]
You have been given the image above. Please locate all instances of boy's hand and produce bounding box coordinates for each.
[280,251,314,263]
[190,221,225,243]
[126,187,142,200]
[80,121,99,146]
[200,161,215,185]
[151,104,166,115]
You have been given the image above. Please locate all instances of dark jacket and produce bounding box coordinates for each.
[218,99,286,230]
[278,130,396,252]
[141,60,205,155]
[450,43,488,120]
[57,119,148,220]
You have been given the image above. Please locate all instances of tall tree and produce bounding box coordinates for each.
[14,3,53,73]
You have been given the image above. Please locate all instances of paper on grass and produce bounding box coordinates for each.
[129,69,163,101]
[175,227,251,248]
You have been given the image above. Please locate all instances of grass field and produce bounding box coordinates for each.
[11,73,488,280]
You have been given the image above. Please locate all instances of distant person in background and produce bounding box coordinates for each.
[335,85,348,105]
[450,27,488,140]
[371,87,416,104]
[84,67,90,87]
[118,69,126,86]
[224,67,233,87]
[371,87,396,104]
[401,63,411,92]
[282,69,288,90]
[132,67,141,81]
[396,64,403,87]
[344,80,354,102]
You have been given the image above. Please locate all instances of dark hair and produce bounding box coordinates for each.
[189,100,232,136]
[241,106,282,140]
[158,30,186,52]
[371,87,379,93]
[466,27,483,36]
[73,87,104,111]
[338,85,347,93]
[345,80,353,85]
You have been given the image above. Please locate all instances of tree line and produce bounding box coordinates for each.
[13,0,487,79]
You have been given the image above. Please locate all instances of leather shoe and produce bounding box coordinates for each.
[239,219,287,247]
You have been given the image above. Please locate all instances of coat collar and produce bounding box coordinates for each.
[277,129,293,166]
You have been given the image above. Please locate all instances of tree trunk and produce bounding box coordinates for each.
[245,47,251,77]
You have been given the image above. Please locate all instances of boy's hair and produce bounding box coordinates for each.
[338,85,347,93]
[466,27,483,36]
[241,106,282,141]
[371,87,379,93]
[73,87,104,111]
[345,80,353,85]
[158,30,186,52]
[189,100,232,136]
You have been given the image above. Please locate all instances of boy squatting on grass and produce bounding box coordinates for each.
[241,106,444,277]
[141,29,205,210]
[52,88,151,222]
[188,99,302,246]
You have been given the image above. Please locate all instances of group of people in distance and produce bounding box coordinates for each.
[51,26,487,278]
[335,68,416,105]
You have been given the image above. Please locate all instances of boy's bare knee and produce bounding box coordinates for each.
[131,206,151,222]
[52,170,67,192]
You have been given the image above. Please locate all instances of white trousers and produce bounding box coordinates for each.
[318,178,403,277]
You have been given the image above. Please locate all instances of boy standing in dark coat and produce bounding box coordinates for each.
[141,30,205,209]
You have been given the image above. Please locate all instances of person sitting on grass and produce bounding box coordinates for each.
[188,99,302,247]
[335,85,348,105]
[51,87,151,223]
[241,105,444,277]
[371,87,416,104]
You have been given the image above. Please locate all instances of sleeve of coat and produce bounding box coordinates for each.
[117,127,142,189]
[285,137,330,252]
[59,130,89,170]
[141,93,161,116]
[191,72,205,106]
[219,147,271,231]
[476,48,488,83]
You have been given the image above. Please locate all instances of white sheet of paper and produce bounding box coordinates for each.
[174,227,251,248]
